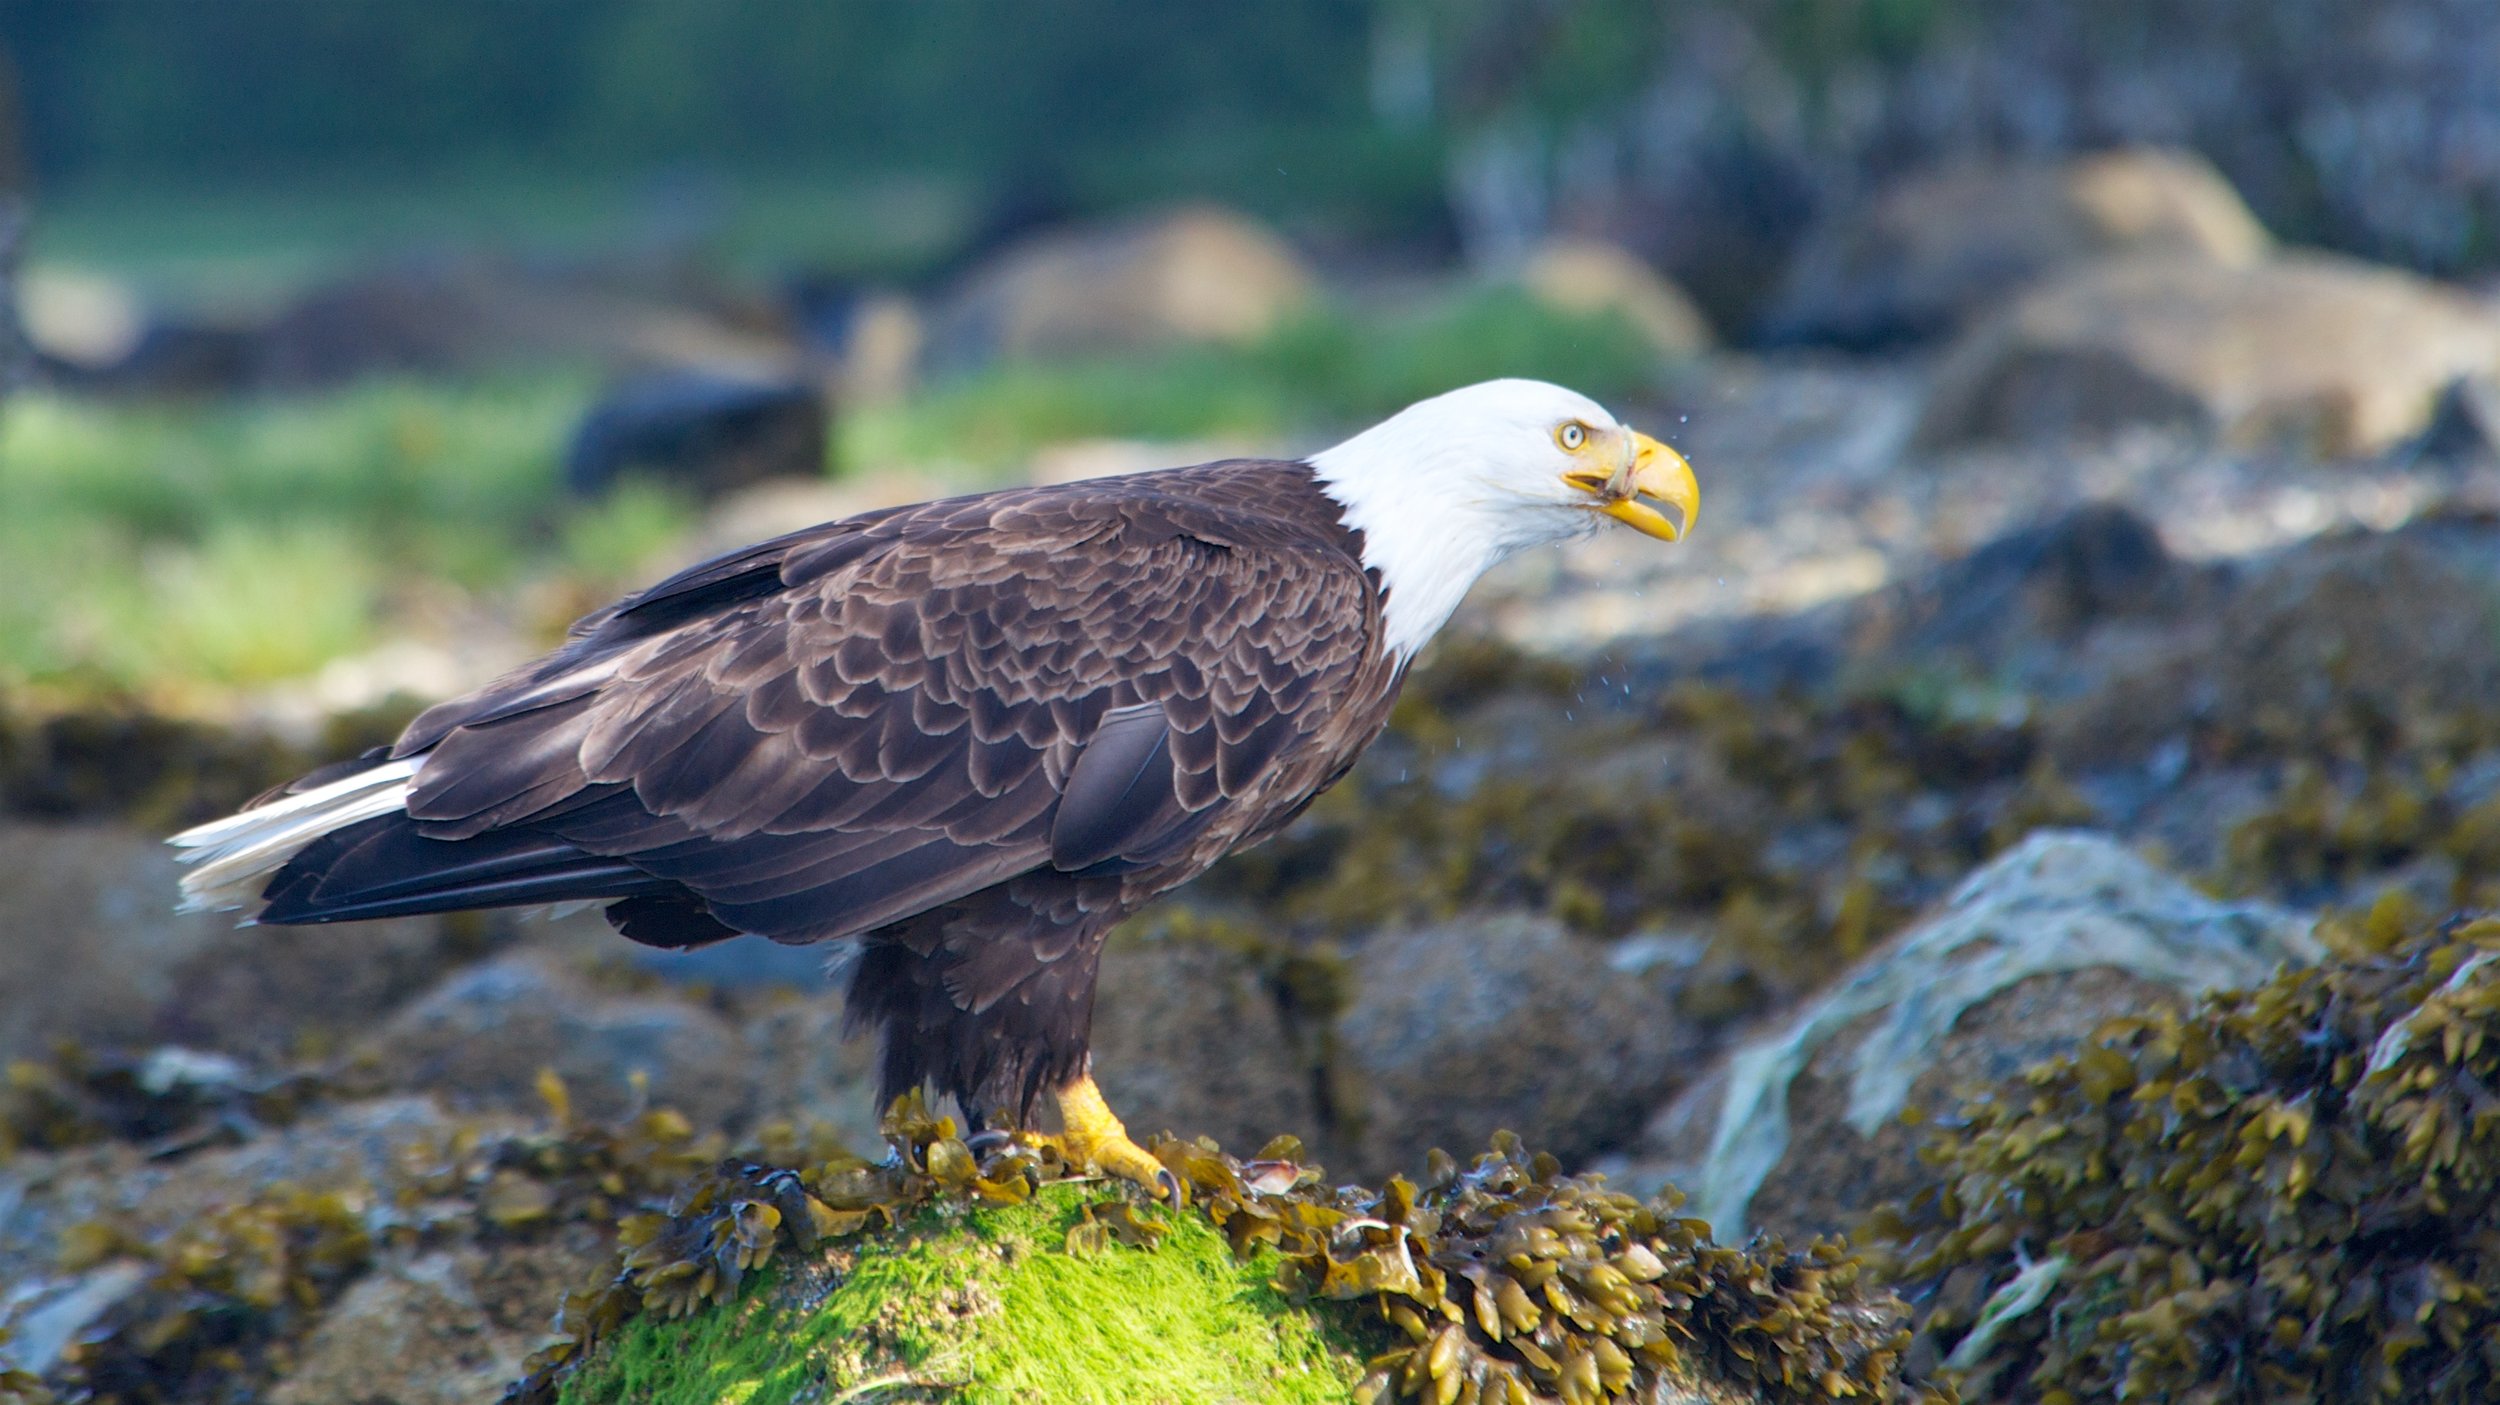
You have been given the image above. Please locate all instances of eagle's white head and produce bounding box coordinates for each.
[1308,377,1700,658]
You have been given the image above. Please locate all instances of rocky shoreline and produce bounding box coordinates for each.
[8,145,2500,1402]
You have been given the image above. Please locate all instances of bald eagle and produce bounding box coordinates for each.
[171,379,1698,1196]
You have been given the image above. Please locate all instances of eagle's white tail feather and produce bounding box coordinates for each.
[170,758,420,915]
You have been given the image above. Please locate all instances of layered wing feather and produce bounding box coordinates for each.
[258,463,1381,944]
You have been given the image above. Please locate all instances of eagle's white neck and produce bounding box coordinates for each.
[1306,405,1594,661]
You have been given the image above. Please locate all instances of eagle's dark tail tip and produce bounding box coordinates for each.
[255,813,672,925]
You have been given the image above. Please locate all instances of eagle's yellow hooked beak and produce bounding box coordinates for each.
[1565,430,1699,541]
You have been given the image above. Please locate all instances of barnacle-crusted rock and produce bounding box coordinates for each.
[350,951,752,1127]
[1334,913,1704,1180]
[515,1100,1942,1405]
[1879,914,2500,1404]
[1619,832,2320,1242]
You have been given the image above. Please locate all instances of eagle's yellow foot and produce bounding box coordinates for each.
[1055,1072,1183,1207]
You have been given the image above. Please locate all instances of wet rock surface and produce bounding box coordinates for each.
[267,1236,606,1405]
[1087,923,1325,1159]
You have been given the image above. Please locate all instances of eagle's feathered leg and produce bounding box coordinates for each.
[846,877,1178,1202]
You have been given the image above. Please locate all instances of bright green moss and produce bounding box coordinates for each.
[555,1183,1368,1405]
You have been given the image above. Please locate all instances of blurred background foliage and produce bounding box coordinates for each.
[2,0,2497,701]
[8,0,2498,287]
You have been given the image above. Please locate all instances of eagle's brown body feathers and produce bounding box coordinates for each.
[179,378,1701,1176]
[253,461,1405,1121]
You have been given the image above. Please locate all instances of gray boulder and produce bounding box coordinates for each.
[1334,913,1703,1180]
[0,821,452,1067]
[925,204,1315,373]
[1088,926,1323,1155]
[349,951,750,1127]
[1615,831,2320,1241]
[1916,252,2500,455]
[1764,149,2269,348]
[563,370,829,500]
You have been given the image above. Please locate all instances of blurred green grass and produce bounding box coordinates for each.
[849,288,1663,471]
[0,376,600,692]
[0,287,1662,700]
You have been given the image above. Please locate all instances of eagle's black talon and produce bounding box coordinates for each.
[963,1128,1014,1157]
[1156,1167,1185,1210]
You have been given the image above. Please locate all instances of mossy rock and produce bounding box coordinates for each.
[555,1181,1372,1405]
[517,1106,1939,1405]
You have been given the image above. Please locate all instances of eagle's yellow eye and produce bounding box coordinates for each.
[1557,422,1588,451]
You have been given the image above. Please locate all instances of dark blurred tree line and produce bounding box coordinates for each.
[1420,0,2500,320]
[0,0,1434,239]
[1,35,25,402]
[1,0,2494,321]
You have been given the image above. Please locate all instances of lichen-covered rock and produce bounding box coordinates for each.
[1620,832,2320,1241]
[1763,150,2269,349]
[1915,252,2500,455]
[924,204,1315,372]
[349,951,751,1127]
[1336,913,1704,1179]
[1879,914,2500,1405]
